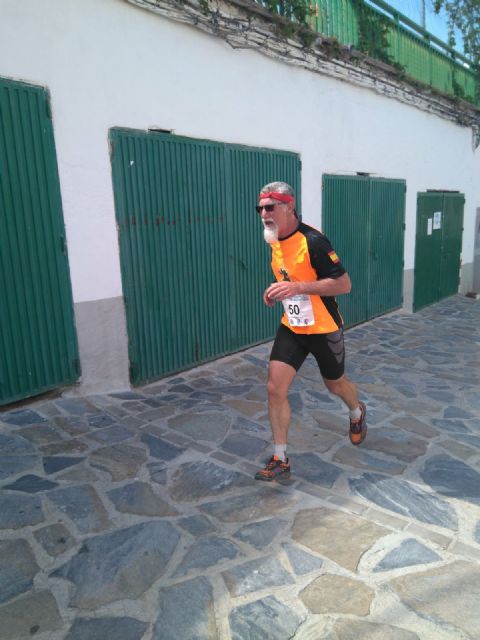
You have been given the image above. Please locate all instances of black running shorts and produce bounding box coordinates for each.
[270,324,345,380]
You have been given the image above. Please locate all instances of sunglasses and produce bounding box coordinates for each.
[256,203,282,214]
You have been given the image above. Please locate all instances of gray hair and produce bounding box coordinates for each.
[259,181,294,196]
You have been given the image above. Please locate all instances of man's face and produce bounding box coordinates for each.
[257,198,289,243]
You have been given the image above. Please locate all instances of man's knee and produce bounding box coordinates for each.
[267,377,289,403]
[267,361,297,403]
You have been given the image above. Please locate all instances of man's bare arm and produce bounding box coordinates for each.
[265,273,351,303]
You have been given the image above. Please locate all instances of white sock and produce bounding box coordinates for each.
[349,406,362,421]
[274,445,287,461]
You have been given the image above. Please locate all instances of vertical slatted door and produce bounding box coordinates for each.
[413,192,444,311]
[439,193,464,300]
[0,78,79,404]
[368,178,406,319]
[187,140,230,366]
[110,130,229,384]
[322,175,370,327]
[111,129,302,384]
[111,130,194,383]
[227,145,301,350]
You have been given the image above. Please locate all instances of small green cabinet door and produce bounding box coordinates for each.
[440,193,464,299]
[413,192,464,312]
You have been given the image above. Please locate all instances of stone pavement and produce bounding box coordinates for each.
[1,295,480,640]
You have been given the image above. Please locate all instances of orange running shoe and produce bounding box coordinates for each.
[254,455,291,481]
[349,401,367,445]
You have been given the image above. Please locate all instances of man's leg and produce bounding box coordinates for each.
[255,325,309,480]
[308,329,367,445]
[323,374,358,410]
[267,360,297,446]
[255,360,297,481]
[323,375,367,445]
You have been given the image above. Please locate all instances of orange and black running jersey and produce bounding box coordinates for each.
[270,222,346,334]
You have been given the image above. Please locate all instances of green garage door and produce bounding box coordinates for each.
[0,78,79,405]
[110,129,300,385]
[322,175,406,327]
[413,191,464,311]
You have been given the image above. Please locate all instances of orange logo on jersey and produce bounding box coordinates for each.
[328,251,340,264]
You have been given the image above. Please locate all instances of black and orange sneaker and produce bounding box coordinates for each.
[349,401,367,445]
[254,455,291,482]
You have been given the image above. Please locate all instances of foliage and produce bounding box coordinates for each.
[433,0,480,67]
[260,0,308,24]
[351,0,395,65]
[258,0,401,67]
[258,0,316,45]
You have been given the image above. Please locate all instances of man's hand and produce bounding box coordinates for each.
[264,281,300,305]
[263,274,351,306]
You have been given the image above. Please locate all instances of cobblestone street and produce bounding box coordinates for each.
[1,296,480,640]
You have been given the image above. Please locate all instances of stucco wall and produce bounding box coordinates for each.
[1,0,479,390]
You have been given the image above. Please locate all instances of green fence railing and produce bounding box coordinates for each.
[259,0,479,106]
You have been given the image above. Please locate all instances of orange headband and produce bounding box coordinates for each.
[258,192,295,203]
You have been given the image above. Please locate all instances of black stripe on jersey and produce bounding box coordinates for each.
[320,296,343,328]
[299,222,346,280]
[300,222,345,329]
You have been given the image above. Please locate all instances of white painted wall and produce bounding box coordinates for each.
[1,0,479,306]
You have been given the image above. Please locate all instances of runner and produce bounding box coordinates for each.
[255,182,367,481]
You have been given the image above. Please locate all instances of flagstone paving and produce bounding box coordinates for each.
[1,296,480,639]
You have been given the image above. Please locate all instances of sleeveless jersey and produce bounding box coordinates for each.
[270,222,346,334]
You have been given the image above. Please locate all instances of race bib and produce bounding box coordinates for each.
[282,295,314,327]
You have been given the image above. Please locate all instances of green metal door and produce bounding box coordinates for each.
[110,130,227,383]
[0,78,79,405]
[369,179,406,318]
[440,193,464,299]
[322,175,406,327]
[413,192,464,311]
[110,129,300,385]
[227,145,300,350]
[322,176,370,327]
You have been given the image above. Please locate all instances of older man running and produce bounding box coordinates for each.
[255,181,367,481]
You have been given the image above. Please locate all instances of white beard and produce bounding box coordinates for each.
[263,221,279,244]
